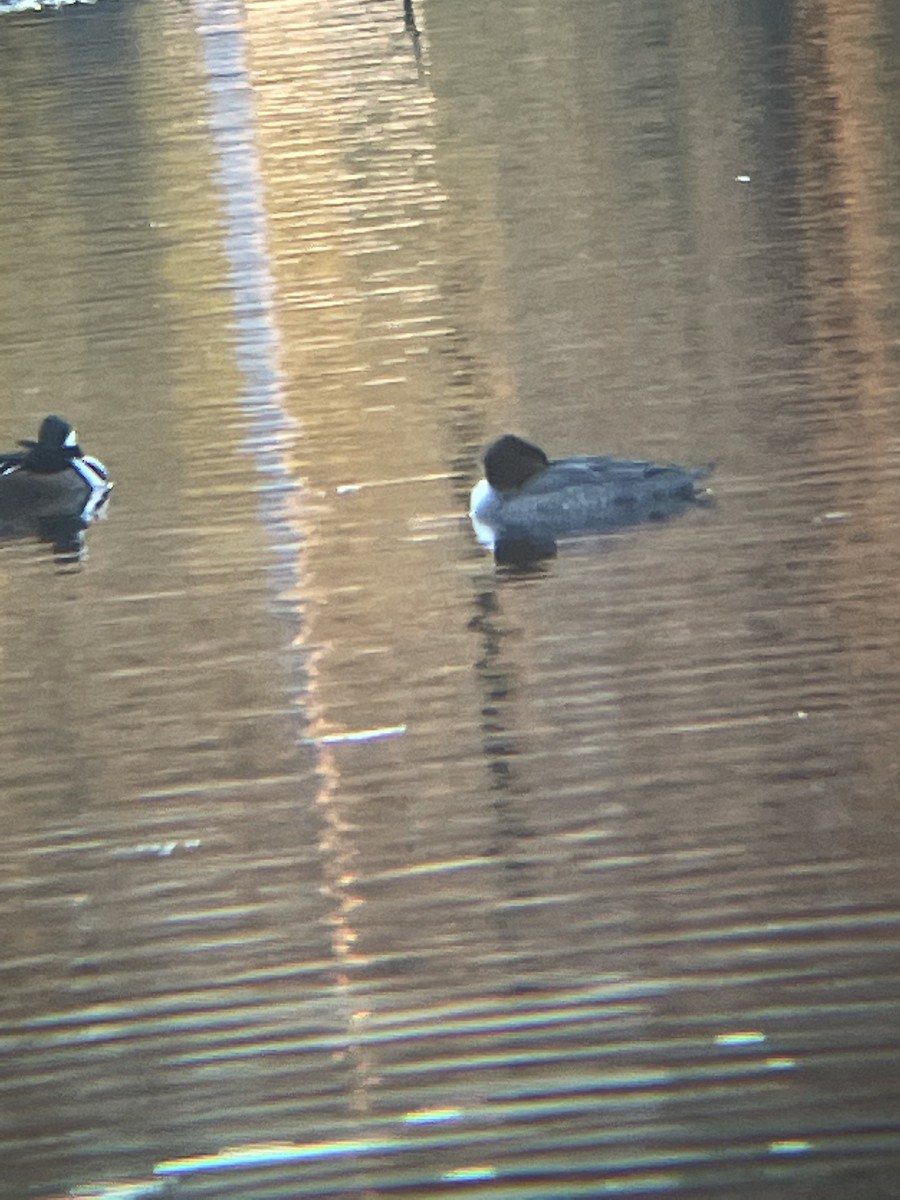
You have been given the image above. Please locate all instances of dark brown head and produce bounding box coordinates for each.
[483,435,550,492]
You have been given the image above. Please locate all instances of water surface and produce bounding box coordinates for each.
[1,0,900,1197]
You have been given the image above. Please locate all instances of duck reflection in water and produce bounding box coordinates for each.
[0,415,112,562]
[470,434,713,567]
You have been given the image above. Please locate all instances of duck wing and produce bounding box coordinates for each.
[517,457,619,493]
[0,451,25,474]
[523,455,710,493]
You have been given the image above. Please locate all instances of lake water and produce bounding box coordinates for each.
[1,1,900,1197]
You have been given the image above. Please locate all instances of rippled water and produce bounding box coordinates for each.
[1,1,900,1197]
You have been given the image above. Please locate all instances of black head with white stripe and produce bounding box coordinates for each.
[19,416,84,474]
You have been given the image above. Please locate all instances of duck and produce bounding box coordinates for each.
[0,415,112,527]
[470,433,713,562]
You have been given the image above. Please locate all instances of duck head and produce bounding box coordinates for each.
[483,434,549,492]
[19,416,84,473]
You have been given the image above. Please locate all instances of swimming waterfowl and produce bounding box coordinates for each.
[0,415,111,526]
[470,433,712,561]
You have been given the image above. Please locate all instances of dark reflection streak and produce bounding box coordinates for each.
[399,28,551,904]
[790,7,864,385]
[402,0,425,74]
[468,586,540,908]
[385,0,546,912]
[0,512,96,568]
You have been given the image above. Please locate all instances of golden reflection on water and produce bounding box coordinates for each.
[242,0,476,969]
[240,0,900,1166]
[3,0,900,1196]
[232,0,900,1187]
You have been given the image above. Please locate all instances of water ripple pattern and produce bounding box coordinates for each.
[1,1,900,1199]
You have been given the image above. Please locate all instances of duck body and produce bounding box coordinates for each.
[0,415,111,531]
[470,434,712,559]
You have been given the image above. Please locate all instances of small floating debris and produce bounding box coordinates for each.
[113,840,202,860]
[714,1030,766,1047]
[313,724,407,746]
[155,1138,396,1175]
[813,510,852,524]
[403,1107,464,1125]
[336,472,453,494]
[442,1165,498,1182]
[0,0,103,10]
[54,1180,169,1200]
[768,1140,813,1156]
